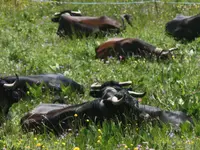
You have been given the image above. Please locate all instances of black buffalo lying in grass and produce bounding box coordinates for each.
[20,81,144,134]
[165,14,200,41]
[0,74,84,116]
[52,10,132,37]
[20,81,192,135]
[95,38,177,60]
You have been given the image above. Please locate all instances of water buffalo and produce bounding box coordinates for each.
[165,14,200,41]
[0,73,84,116]
[53,11,132,37]
[91,81,193,127]
[95,38,177,60]
[20,81,192,135]
[20,81,145,134]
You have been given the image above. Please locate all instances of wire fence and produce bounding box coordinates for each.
[32,0,200,5]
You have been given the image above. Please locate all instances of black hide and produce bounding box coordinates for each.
[0,74,84,116]
[166,14,200,41]
[20,81,192,135]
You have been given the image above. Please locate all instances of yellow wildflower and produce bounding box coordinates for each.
[34,137,37,141]
[74,114,78,117]
[134,147,139,150]
[54,141,58,145]
[36,143,42,147]
[73,147,80,150]
[97,129,102,134]
[18,140,22,145]
[25,146,30,149]
[62,142,66,146]
[124,145,128,148]
[97,140,101,143]
[86,119,89,122]
[186,140,194,145]
[98,135,102,140]
[181,136,184,139]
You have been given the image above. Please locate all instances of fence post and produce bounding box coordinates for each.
[153,0,159,15]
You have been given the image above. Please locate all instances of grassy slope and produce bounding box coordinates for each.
[0,1,200,149]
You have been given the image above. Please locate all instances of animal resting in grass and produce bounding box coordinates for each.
[21,81,192,135]
[166,14,200,41]
[95,38,177,60]
[0,73,84,116]
[52,10,132,37]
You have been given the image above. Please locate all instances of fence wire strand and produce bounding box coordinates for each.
[32,0,200,5]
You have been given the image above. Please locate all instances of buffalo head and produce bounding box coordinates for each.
[0,74,21,116]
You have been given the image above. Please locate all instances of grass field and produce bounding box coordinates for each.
[1,0,200,149]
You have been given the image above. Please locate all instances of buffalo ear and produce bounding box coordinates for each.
[118,81,132,86]
[91,81,132,89]
[89,89,102,98]
[90,83,102,89]
[101,99,113,107]
[128,91,146,98]
[123,14,133,26]
[51,17,60,22]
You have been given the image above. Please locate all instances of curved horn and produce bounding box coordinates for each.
[3,74,19,89]
[54,12,61,16]
[128,91,146,97]
[71,10,81,15]
[91,83,101,88]
[110,95,125,105]
[119,81,132,86]
[169,47,178,52]
[91,81,132,88]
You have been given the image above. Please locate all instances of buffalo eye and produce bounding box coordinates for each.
[12,90,22,101]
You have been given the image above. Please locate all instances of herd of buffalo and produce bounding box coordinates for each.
[2,10,200,136]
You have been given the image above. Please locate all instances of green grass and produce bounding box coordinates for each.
[1,0,200,149]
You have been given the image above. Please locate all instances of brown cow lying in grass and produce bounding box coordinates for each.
[52,10,132,37]
[95,38,177,60]
[20,81,192,135]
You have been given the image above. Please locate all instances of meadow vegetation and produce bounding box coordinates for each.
[0,0,200,149]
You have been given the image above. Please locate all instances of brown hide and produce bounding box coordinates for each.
[95,38,174,60]
[57,14,130,37]
[64,16,121,28]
